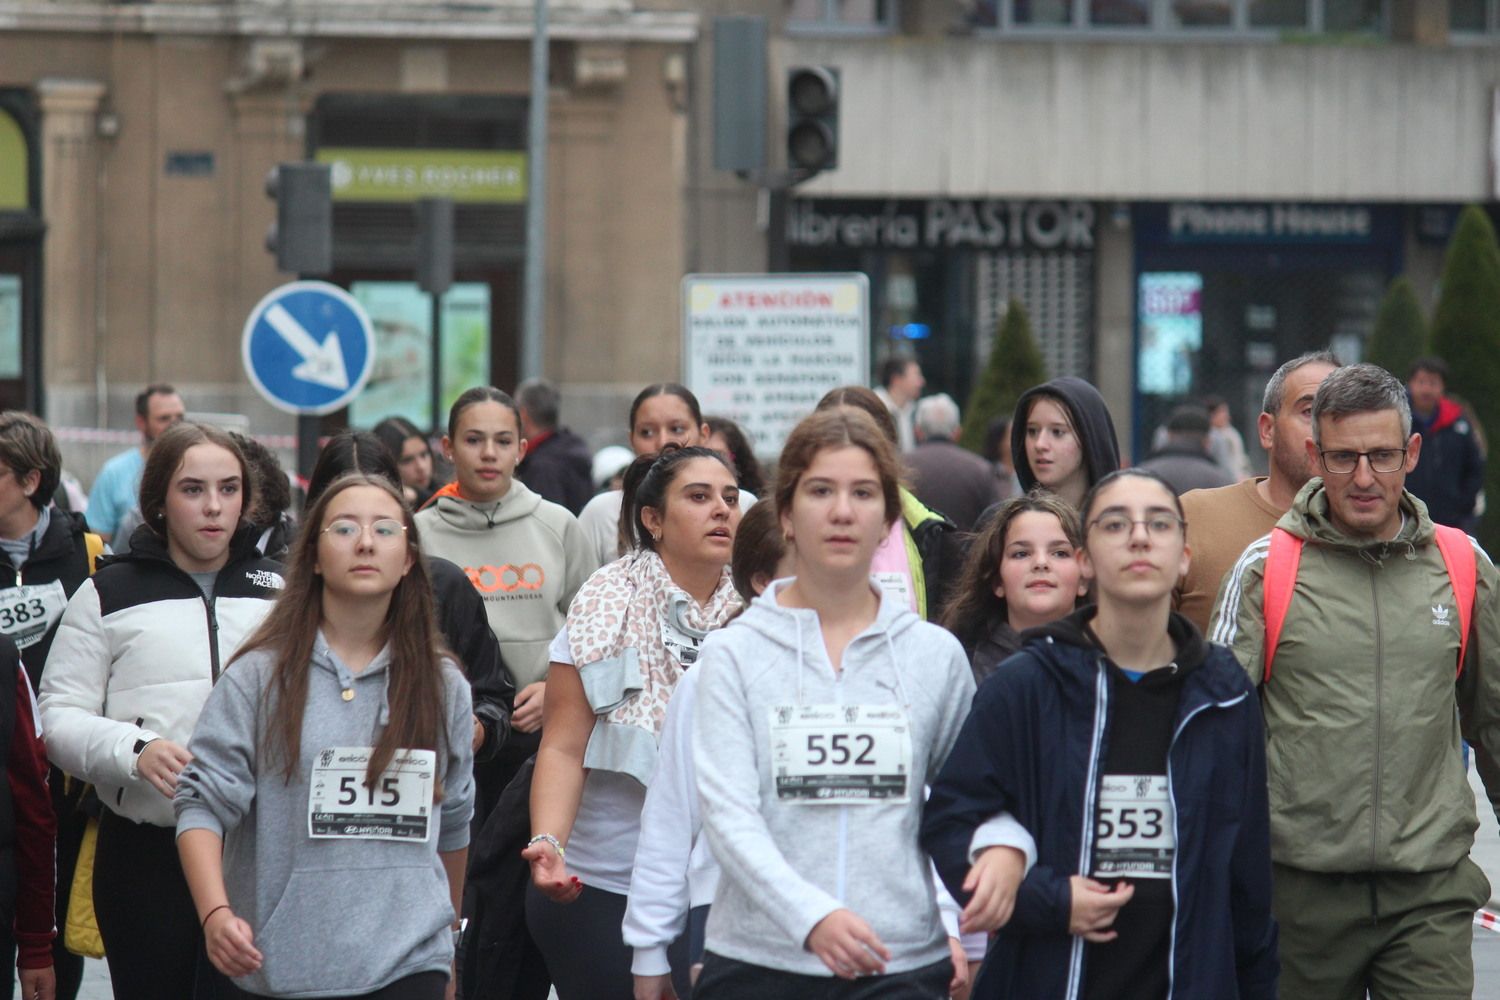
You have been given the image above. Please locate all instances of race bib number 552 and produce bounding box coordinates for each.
[308,747,435,842]
[769,704,910,804]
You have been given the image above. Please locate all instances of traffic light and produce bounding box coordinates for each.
[786,66,839,173]
[265,162,332,276]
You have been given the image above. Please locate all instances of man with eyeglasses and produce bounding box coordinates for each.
[1211,363,1500,1000]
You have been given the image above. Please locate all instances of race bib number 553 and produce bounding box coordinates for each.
[308,747,435,842]
[769,704,910,804]
[1092,773,1175,879]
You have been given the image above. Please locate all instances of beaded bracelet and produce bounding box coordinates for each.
[527,833,565,860]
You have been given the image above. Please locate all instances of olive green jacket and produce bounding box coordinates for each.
[1209,478,1500,873]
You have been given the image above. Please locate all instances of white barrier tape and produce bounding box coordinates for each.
[52,426,298,449]
[1475,908,1500,932]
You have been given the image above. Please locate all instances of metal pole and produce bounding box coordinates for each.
[430,291,444,435]
[521,0,549,381]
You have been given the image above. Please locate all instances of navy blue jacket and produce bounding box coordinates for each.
[1406,396,1485,530]
[921,610,1277,1000]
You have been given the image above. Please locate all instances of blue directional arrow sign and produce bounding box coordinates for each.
[241,281,375,416]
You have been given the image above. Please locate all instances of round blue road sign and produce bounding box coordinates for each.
[242,281,375,416]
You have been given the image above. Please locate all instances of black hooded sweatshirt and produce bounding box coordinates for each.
[1009,376,1122,496]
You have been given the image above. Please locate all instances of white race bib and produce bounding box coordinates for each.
[872,572,915,612]
[660,615,703,666]
[769,704,911,804]
[0,580,67,650]
[308,746,435,842]
[1092,774,1175,879]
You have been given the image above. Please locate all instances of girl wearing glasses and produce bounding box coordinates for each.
[39,423,285,1000]
[923,468,1277,1000]
[175,473,475,1000]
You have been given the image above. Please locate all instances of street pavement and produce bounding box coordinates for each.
[25,772,1500,999]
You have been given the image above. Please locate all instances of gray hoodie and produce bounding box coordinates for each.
[415,479,596,688]
[174,636,474,999]
[692,579,975,976]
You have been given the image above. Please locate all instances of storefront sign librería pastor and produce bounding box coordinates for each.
[682,274,869,458]
[788,199,1095,251]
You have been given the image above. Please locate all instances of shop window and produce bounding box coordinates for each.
[1248,0,1309,28]
[788,0,896,30]
[1091,0,1151,26]
[1168,0,1236,26]
[976,251,1095,386]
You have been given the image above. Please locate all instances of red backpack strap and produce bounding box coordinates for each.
[1261,528,1303,685]
[1432,524,1478,678]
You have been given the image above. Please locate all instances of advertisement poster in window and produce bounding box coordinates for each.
[348,281,490,430]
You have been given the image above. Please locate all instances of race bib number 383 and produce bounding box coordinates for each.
[308,747,435,842]
[0,581,66,650]
[769,704,910,804]
[1092,774,1176,879]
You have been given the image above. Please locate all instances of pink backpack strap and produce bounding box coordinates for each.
[1261,527,1303,685]
[1433,524,1478,678]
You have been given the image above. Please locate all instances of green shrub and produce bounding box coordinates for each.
[1430,205,1500,552]
[960,299,1048,453]
[1367,276,1428,380]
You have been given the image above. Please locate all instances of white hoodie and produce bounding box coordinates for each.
[692,579,975,976]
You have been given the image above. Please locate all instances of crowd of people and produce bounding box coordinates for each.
[0,351,1497,1000]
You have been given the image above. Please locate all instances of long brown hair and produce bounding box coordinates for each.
[233,473,451,789]
[940,490,1083,651]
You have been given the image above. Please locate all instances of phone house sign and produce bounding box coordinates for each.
[789,199,1095,252]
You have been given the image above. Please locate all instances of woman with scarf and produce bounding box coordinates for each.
[524,445,744,999]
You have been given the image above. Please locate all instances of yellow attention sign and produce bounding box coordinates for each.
[315,148,526,204]
[0,109,28,212]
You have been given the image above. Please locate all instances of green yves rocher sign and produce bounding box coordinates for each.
[316,148,527,204]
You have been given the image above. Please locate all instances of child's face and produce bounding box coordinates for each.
[995,510,1086,631]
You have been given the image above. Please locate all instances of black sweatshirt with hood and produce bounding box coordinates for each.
[1009,377,1122,496]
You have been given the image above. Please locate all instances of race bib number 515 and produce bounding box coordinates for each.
[308,747,435,842]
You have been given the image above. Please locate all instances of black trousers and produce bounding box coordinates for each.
[695,953,952,1000]
[228,971,447,1000]
[525,882,693,1000]
[93,809,225,1000]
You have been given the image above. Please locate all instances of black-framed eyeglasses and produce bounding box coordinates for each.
[1087,514,1186,539]
[1318,448,1407,475]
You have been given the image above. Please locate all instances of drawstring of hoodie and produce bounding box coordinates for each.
[794,614,806,706]
[882,632,913,708]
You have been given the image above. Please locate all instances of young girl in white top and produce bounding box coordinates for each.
[690,408,976,999]
[525,446,744,999]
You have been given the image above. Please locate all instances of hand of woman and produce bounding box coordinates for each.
[946,936,970,998]
[203,907,263,978]
[960,845,1026,934]
[521,838,582,903]
[513,682,546,734]
[471,714,485,753]
[1068,877,1133,942]
[17,964,54,1000]
[805,909,890,980]
[137,739,192,799]
[632,973,677,1000]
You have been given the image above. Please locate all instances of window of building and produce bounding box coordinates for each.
[973,0,1387,32]
[788,0,897,31]
[1450,0,1489,31]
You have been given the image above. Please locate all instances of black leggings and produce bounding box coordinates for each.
[227,972,447,1000]
[93,809,223,1000]
[525,882,694,1000]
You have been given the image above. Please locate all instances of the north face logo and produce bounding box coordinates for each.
[247,569,285,590]
[1432,604,1451,626]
